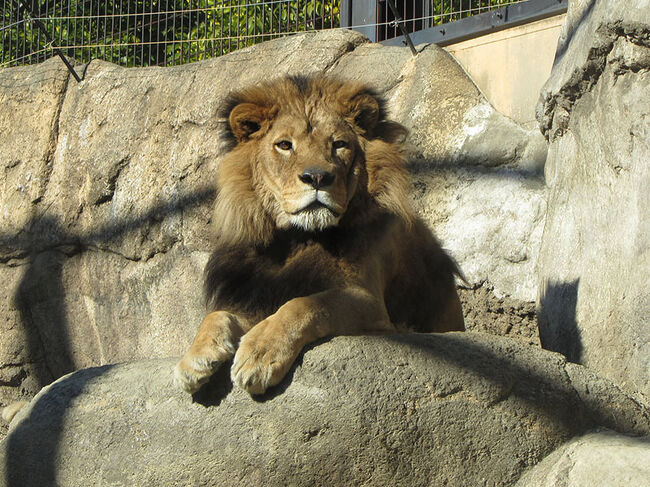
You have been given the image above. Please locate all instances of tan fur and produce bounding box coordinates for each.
[175,76,464,396]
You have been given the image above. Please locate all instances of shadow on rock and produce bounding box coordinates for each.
[1,188,217,484]
[191,361,234,408]
[538,279,582,363]
[14,216,77,389]
[5,365,113,487]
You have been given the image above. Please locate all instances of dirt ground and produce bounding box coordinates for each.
[459,286,540,346]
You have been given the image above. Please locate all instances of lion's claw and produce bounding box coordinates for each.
[231,326,295,395]
[231,355,277,395]
[174,357,220,394]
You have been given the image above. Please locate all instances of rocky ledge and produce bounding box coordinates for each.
[2,334,648,487]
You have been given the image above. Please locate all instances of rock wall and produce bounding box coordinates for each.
[0,28,547,430]
[536,0,650,403]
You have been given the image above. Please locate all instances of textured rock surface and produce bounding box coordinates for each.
[536,0,650,402]
[411,163,545,303]
[515,430,650,487]
[458,288,539,346]
[2,334,649,487]
[0,29,546,425]
[0,58,73,439]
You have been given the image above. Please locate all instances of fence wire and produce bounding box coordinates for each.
[1,1,523,68]
[376,0,521,41]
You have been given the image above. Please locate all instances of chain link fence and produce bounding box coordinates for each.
[374,0,519,42]
[1,0,524,68]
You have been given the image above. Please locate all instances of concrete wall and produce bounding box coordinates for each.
[445,14,565,129]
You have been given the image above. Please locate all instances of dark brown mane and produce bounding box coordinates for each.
[203,75,430,320]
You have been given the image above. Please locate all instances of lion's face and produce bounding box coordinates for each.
[214,76,409,245]
[253,108,362,231]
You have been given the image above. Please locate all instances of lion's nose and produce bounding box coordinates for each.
[298,167,335,189]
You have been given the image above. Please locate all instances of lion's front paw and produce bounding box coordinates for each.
[174,338,236,394]
[231,323,299,395]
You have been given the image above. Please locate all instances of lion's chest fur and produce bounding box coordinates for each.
[204,226,379,322]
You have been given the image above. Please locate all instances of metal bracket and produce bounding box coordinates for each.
[14,0,82,82]
[384,0,418,56]
[381,0,568,48]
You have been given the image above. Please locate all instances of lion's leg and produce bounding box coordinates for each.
[231,287,392,395]
[174,311,245,394]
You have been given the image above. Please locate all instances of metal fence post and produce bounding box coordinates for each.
[340,0,378,42]
[13,0,81,81]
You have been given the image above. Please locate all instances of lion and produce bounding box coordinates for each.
[174,75,464,396]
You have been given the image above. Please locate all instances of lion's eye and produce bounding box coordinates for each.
[275,140,293,151]
[333,140,348,150]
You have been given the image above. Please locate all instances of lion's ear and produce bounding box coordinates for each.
[347,93,380,136]
[229,102,273,142]
[374,121,408,145]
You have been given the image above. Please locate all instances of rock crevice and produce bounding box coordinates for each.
[539,20,650,141]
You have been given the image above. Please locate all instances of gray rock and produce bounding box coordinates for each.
[0,57,72,438]
[537,0,650,140]
[536,0,650,402]
[410,164,546,303]
[515,430,650,487]
[2,334,649,487]
[0,57,69,247]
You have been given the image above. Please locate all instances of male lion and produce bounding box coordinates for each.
[175,75,464,396]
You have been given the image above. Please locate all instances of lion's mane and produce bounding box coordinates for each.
[204,75,460,330]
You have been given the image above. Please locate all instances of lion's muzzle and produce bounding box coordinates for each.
[285,189,343,231]
[298,167,335,190]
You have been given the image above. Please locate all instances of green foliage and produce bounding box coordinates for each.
[1,0,515,67]
[433,0,515,23]
[1,0,340,67]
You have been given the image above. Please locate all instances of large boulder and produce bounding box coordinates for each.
[0,29,547,427]
[536,0,650,403]
[2,334,648,487]
[515,430,650,487]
